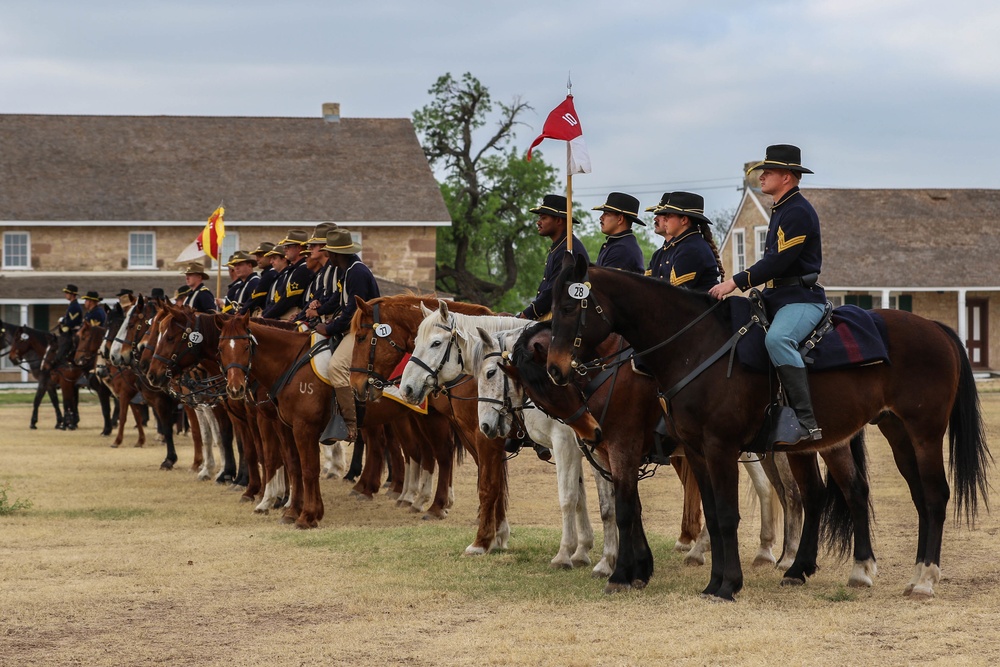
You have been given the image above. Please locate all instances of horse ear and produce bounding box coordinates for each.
[499,363,520,383]
[476,327,492,346]
[438,299,450,320]
[574,252,588,278]
[212,313,227,329]
[420,302,433,318]
[354,296,370,313]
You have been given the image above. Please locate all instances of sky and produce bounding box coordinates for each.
[3,0,1000,229]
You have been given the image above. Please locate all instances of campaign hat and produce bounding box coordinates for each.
[653,191,714,225]
[81,290,101,302]
[308,222,339,245]
[226,250,256,266]
[178,261,209,280]
[592,192,645,226]
[645,192,672,213]
[746,144,814,175]
[251,241,275,256]
[63,284,79,295]
[278,229,309,246]
[323,228,362,255]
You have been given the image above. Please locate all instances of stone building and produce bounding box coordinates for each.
[720,176,1000,373]
[0,105,450,381]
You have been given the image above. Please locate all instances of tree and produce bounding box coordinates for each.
[413,73,558,308]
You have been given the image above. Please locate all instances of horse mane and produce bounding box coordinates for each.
[469,328,522,376]
[510,321,554,396]
[349,294,494,334]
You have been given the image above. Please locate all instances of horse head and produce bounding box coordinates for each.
[399,300,468,405]
[510,321,603,445]
[217,312,254,401]
[348,296,413,404]
[546,254,615,387]
[474,327,525,440]
[146,303,214,388]
[74,321,104,369]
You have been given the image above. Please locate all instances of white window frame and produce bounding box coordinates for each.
[732,229,745,275]
[2,231,31,270]
[207,232,240,269]
[754,225,768,263]
[128,231,157,270]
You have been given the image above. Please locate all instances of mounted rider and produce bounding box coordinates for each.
[81,291,108,327]
[315,228,380,446]
[261,229,314,320]
[709,144,824,444]
[177,262,217,313]
[60,284,84,333]
[518,194,590,321]
[240,241,278,316]
[649,191,723,291]
[218,251,259,314]
[298,222,340,326]
[593,192,646,273]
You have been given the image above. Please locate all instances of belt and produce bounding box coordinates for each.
[765,273,819,289]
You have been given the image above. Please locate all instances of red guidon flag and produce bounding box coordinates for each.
[175,206,226,262]
[527,95,591,175]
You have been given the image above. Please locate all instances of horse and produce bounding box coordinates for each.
[349,295,513,554]
[398,301,620,576]
[481,321,805,592]
[546,257,990,600]
[4,321,64,429]
[109,295,182,470]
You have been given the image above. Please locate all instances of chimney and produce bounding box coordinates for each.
[322,103,341,123]
[743,161,762,193]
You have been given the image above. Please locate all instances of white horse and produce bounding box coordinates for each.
[398,301,617,575]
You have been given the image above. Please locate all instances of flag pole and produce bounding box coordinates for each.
[565,73,574,253]
[216,251,222,297]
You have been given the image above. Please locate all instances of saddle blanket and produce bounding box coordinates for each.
[381,353,428,414]
[309,333,333,386]
[729,299,890,373]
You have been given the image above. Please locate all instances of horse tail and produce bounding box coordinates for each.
[936,322,991,525]
[820,429,872,560]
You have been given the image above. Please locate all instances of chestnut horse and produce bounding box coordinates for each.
[349,295,512,555]
[546,257,989,600]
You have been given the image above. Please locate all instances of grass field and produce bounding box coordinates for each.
[1,388,999,666]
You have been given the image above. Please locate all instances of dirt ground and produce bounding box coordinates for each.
[1,390,999,666]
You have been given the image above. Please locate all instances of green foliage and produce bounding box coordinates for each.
[575,214,663,266]
[413,72,558,308]
[0,483,32,515]
[817,586,857,602]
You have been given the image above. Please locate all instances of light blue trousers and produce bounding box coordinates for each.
[765,302,826,368]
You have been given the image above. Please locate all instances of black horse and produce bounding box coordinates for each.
[4,320,65,429]
[546,256,989,601]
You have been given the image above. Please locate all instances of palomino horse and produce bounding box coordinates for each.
[546,257,989,600]
[349,295,511,555]
[4,321,64,429]
[481,322,805,593]
[398,301,619,576]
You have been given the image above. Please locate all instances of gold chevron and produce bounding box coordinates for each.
[670,266,697,286]
[777,227,806,253]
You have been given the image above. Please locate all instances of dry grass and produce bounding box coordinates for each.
[1,388,999,667]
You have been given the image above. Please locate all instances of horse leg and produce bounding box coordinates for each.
[344,426,365,482]
[423,414,454,520]
[185,405,203,470]
[129,404,145,447]
[740,454,779,567]
[604,437,651,593]
[290,420,324,529]
[387,430,406,498]
[240,408,264,502]
[464,433,508,555]
[276,424,302,524]
[590,462,618,579]
[878,414,947,598]
[351,425,383,500]
[760,452,803,569]
[255,411,286,512]
[191,406,212,477]
[671,457,703,552]
[819,434,877,589]
[781,452,826,586]
[696,441,746,600]
[95,379,113,436]
[214,408,236,484]
[322,442,347,480]
[30,379,45,428]
[549,429,584,569]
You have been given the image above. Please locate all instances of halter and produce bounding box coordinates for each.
[406,313,464,393]
[562,269,612,372]
[477,342,530,444]
[349,303,405,391]
[218,331,257,379]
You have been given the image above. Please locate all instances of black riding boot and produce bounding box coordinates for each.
[320,387,356,446]
[776,365,822,444]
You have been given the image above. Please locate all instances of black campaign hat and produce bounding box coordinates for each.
[645,192,672,213]
[746,144,814,175]
[63,284,79,295]
[653,191,714,225]
[150,288,166,299]
[82,290,101,302]
[115,288,133,298]
[592,192,645,226]
[530,194,570,218]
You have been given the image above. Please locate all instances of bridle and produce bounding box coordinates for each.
[218,329,257,384]
[349,303,406,394]
[150,312,207,379]
[405,312,464,394]
[476,337,530,443]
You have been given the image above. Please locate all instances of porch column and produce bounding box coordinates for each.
[880,289,891,309]
[19,302,29,382]
[957,288,968,348]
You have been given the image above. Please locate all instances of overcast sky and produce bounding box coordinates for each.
[3,0,999,226]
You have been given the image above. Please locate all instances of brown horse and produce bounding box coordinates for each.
[546,257,990,600]
[5,321,64,429]
[349,295,512,555]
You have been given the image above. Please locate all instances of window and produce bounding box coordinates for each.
[732,229,745,274]
[207,232,239,269]
[754,225,768,262]
[129,232,156,269]
[2,232,30,270]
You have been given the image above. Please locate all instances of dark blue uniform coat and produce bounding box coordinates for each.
[648,229,720,292]
[596,230,644,273]
[520,234,590,320]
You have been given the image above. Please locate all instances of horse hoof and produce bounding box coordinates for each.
[603,582,631,594]
[631,579,648,590]
[422,510,447,521]
[549,560,573,570]
[133,443,144,448]
[278,515,296,525]
[463,545,486,557]
[160,461,175,470]
[683,555,706,567]
[30,424,37,430]
[239,495,254,504]
[752,554,777,568]
[110,444,120,449]
[780,576,806,587]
